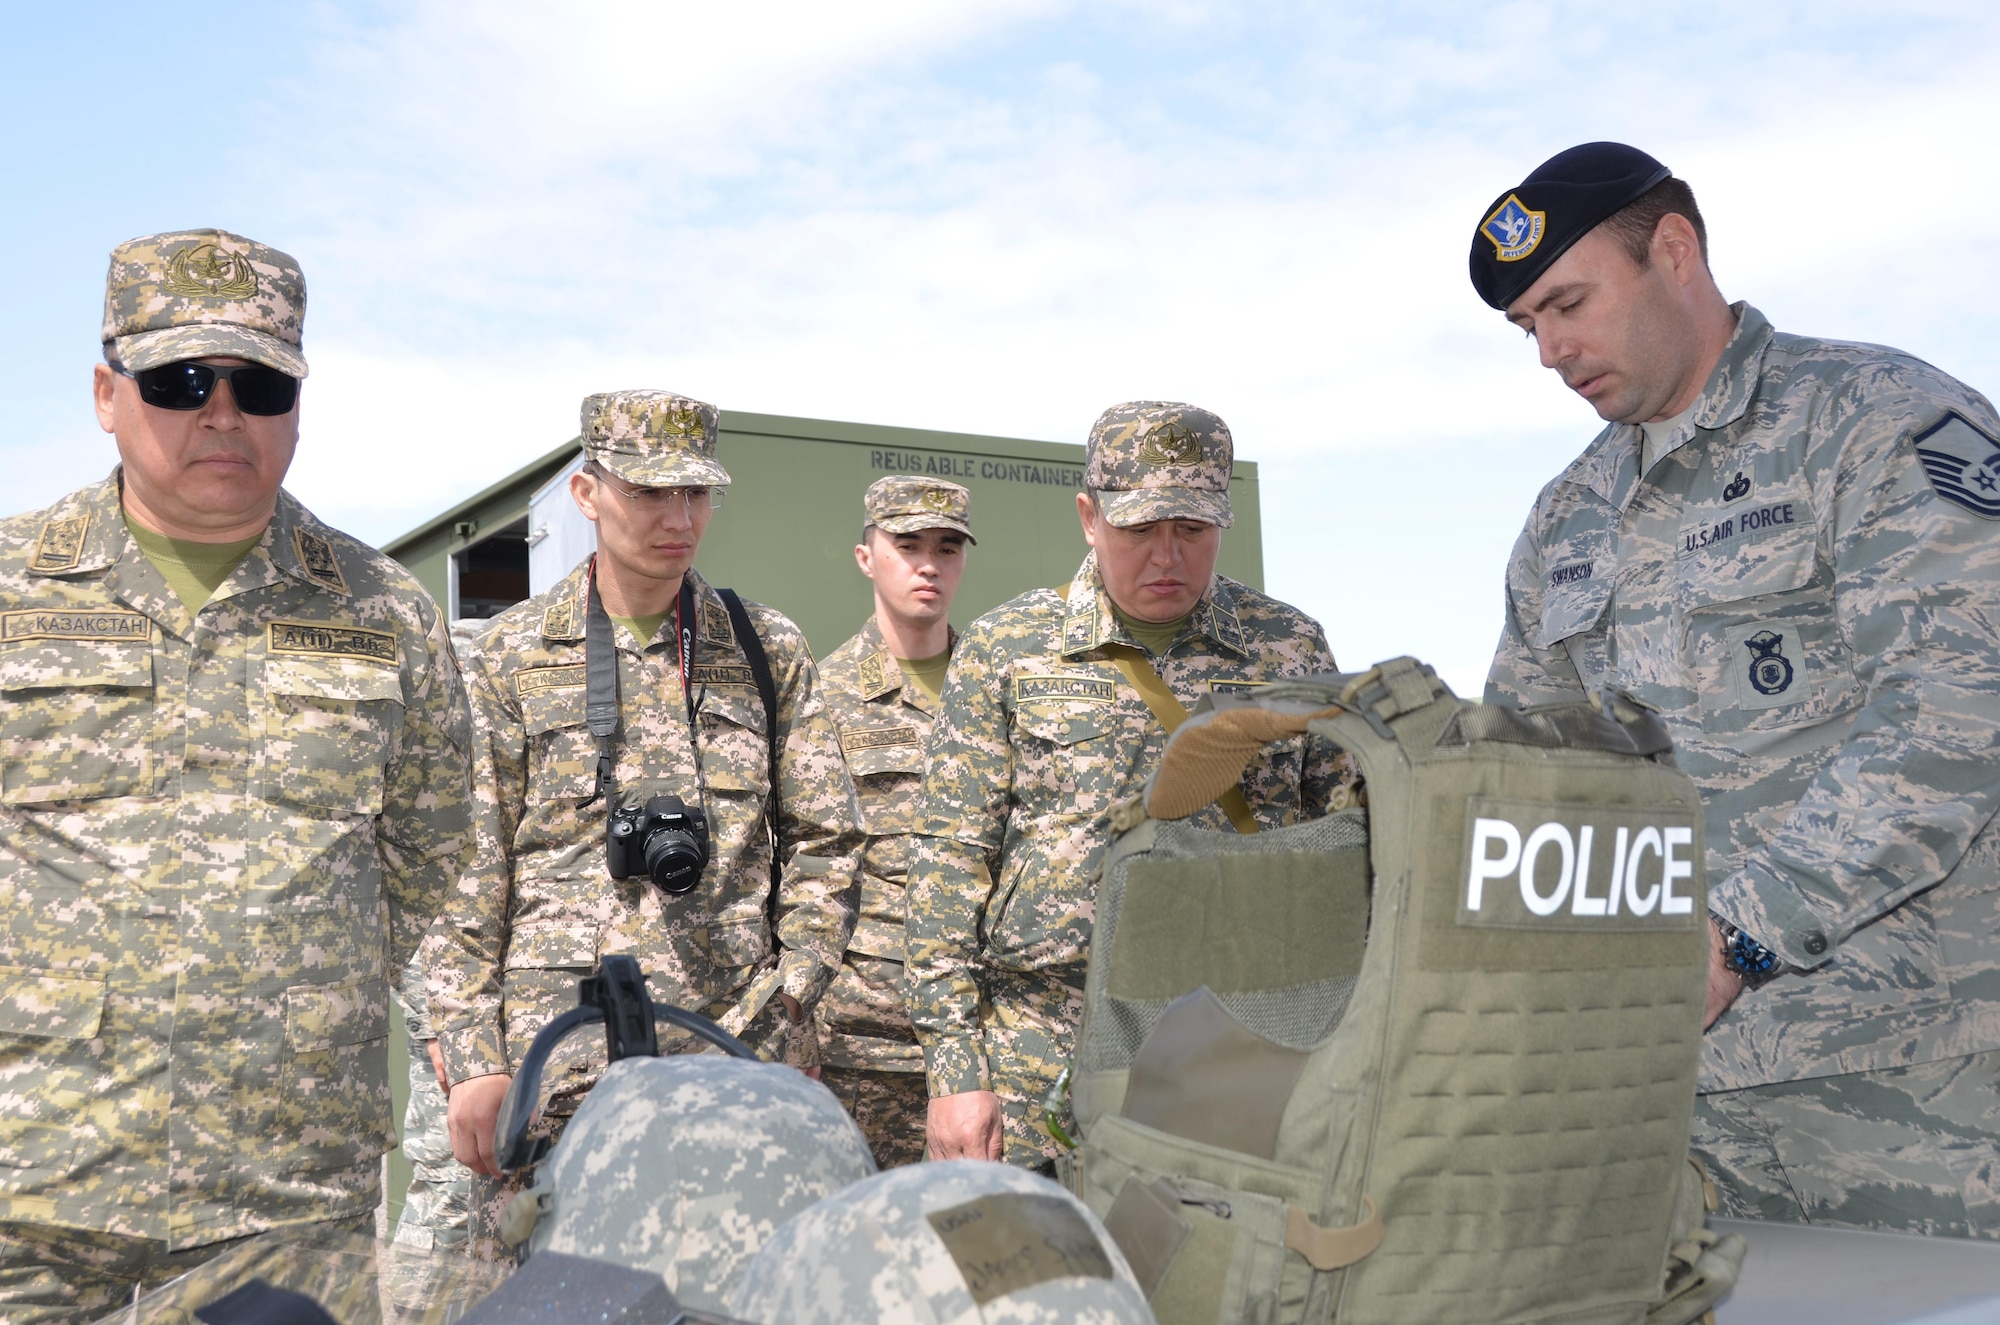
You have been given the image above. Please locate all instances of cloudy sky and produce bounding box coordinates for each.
[6,1,1996,692]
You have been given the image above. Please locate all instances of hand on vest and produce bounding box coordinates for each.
[1704,917,1745,1029]
[927,1089,1004,1161]
[447,1072,514,1177]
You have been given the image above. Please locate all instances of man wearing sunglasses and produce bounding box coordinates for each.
[0,230,475,1318]
[422,391,862,1260]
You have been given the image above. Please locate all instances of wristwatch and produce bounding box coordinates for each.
[1712,913,1785,990]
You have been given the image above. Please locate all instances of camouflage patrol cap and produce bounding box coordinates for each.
[102,229,309,377]
[1086,400,1234,528]
[728,1160,1155,1324]
[864,475,976,543]
[580,390,731,487]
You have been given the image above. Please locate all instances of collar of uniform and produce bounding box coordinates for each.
[1056,552,1245,660]
[264,490,353,597]
[852,614,902,701]
[26,474,125,577]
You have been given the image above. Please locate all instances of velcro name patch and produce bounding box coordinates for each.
[1,609,150,643]
[516,664,585,695]
[841,723,920,753]
[693,663,756,689]
[268,621,397,666]
[1208,679,1271,695]
[925,1191,1113,1305]
[1016,674,1116,705]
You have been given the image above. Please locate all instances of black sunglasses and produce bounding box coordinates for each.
[116,361,300,416]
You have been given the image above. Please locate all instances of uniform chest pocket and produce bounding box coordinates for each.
[696,686,770,795]
[263,657,402,815]
[0,638,157,804]
[520,682,597,804]
[1677,522,1855,722]
[1013,704,1111,749]
[841,726,924,781]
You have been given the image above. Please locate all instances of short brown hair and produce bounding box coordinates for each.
[1600,177,1707,269]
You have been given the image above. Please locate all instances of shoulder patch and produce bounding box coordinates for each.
[516,663,585,696]
[1017,673,1117,705]
[2,608,150,643]
[692,663,756,689]
[269,621,398,666]
[293,528,349,592]
[29,515,88,573]
[701,598,735,644]
[1912,411,2000,519]
[840,722,921,754]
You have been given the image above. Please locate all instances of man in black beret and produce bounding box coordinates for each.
[1476,142,2000,1237]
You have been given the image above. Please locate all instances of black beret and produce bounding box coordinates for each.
[1468,142,1672,310]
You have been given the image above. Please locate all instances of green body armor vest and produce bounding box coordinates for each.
[1070,658,1739,1325]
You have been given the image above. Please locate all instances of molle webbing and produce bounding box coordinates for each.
[1073,659,1711,1325]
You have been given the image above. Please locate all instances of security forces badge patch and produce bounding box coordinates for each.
[1481,194,1546,263]
[1913,410,2000,519]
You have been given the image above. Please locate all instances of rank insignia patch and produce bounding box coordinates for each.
[1481,194,1546,263]
[1913,411,2000,519]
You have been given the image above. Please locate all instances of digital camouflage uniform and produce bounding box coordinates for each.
[423,392,863,1258]
[390,979,468,1253]
[813,476,975,1169]
[0,230,475,1323]
[907,403,1348,1167]
[1487,303,2000,1235]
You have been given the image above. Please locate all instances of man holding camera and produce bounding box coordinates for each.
[813,476,976,1168]
[0,230,474,1319]
[424,391,861,1259]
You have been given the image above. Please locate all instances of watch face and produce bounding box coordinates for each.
[1728,932,1780,978]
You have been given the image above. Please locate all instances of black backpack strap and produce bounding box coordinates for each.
[716,588,782,893]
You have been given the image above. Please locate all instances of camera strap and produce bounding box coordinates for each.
[584,558,701,808]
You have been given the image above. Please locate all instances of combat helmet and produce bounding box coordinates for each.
[495,957,877,1314]
[729,1159,1158,1324]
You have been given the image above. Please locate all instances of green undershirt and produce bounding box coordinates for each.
[612,611,671,649]
[124,514,262,612]
[899,648,952,706]
[1111,602,1193,657]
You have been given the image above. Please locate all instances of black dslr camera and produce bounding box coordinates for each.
[606,795,711,894]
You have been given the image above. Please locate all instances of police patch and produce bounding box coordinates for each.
[1481,194,1546,263]
[269,621,398,666]
[1016,674,1116,704]
[1912,411,2000,519]
[1,609,150,643]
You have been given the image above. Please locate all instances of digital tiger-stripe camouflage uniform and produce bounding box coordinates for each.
[814,476,976,1168]
[906,402,1348,1168]
[1475,146,2000,1237]
[424,392,863,1259]
[0,231,474,1320]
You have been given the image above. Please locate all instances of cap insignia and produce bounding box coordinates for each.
[1137,421,1202,467]
[918,488,956,514]
[293,529,348,593]
[29,515,88,573]
[163,243,258,299]
[1482,194,1546,263]
[666,401,708,443]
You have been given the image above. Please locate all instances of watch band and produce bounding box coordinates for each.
[1712,913,1785,990]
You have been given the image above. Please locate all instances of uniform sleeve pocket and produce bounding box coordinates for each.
[285,975,391,1052]
[0,639,156,803]
[0,966,106,1040]
[1533,582,1611,650]
[263,658,403,815]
